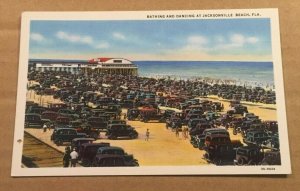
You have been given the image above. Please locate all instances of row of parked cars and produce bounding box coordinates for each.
[69,138,139,167]
[25,101,138,141]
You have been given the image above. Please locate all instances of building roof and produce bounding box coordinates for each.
[89,57,133,64]
[89,58,112,63]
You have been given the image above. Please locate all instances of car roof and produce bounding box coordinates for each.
[81,142,110,147]
[72,138,95,141]
[97,146,124,151]
[55,127,75,131]
[207,134,229,138]
[204,128,227,132]
[247,130,266,134]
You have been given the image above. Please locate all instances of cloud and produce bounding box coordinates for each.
[94,42,110,49]
[55,31,109,49]
[214,34,259,50]
[182,35,209,51]
[230,34,245,47]
[56,31,93,45]
[187,35,208,45]
[246,36,259,44]
[30,33,46,42]
[230,34,259,46]
[112,32,126,40]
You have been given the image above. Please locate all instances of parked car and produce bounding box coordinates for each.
[91,155,129,167]
[41,111,59,121]
[243,130,270,146]
[260,150,281,165]
[71,123,101,139]
[139,107,163,122]
[87,117,108,130]
[263,120,278,134]
[78,142,110,166]
[27,107,47,115]
[106,124,138,139]
[203,144,236,165]
[187,118,207,129]
[189,122,212,136]
[93,146,139,166]
[71,137,95,150]
[50,128,87,146]
[55,116,70,127]
[58,109,79,120]
[25,113,49,128]
[107,120,126,125]
[234,146,263,165]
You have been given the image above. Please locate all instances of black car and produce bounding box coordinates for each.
[243,130,270,146]
[127,108,140,120]
[91,155,129,167]
[234,146,263,165]
[25,113,50,128]
[93,146,139,166]
[107,120,126,125]
[187,118,207,129]
[58,109,79,120]
[106,124,138,139]
[51,128,87,146]
[78,142,110,166]
[189,122,211,136]
[71,137,95,150]
[190,128,229,150]
[87,117,108,130]
[203,144,236,165]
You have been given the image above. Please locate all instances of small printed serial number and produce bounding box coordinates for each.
[261,167,276,170]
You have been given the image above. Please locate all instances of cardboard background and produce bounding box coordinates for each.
[0,0,299,190]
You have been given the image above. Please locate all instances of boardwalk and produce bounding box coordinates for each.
[22,131,63,167]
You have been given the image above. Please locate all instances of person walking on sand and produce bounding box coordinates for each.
[175,127,179,138]
[145,129,150,141]
[70,148,79,167]
[185,126,189,139]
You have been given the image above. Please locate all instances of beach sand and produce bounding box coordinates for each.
[25,90,276,166]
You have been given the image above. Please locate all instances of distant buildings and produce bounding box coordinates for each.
[29,57,138,75]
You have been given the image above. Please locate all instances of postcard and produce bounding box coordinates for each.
[12,9,291,176]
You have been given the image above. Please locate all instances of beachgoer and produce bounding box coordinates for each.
[42,124,47,132]
[70,148,79,167]
[63,146,71,167]
[182,126,188,139]
[145,129,150,141]
[175,127,179,137]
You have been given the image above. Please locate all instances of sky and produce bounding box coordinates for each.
[29,19,272,61]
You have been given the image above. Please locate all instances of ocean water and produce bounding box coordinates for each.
[134,61,274,87]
